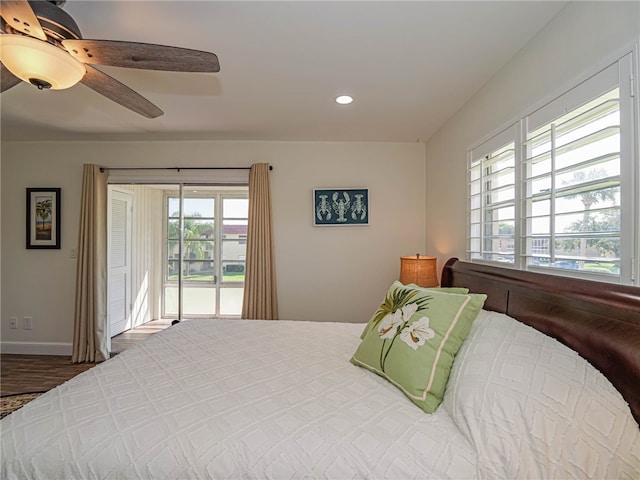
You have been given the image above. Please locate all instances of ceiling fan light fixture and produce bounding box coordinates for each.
[0,34,86,90]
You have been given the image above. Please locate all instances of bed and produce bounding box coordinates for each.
[2,258,639,479]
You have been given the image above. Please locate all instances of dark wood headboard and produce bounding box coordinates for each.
[441,258,640,427]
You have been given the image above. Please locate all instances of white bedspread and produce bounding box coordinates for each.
[1,320,477,479]
[2,314,638,479]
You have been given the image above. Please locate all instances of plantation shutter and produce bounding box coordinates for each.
[468,126,517,264]
[523,61,623,276]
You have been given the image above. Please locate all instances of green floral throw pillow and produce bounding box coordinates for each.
[359,284,470,339]
[351,282,486,413]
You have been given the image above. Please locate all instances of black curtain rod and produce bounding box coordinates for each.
[99,166,273,173]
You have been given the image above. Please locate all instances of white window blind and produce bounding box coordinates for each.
[523,88,621,277]
[467,52,636,284]
[468,126,517,264]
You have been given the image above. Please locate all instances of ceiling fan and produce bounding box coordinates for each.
[0,0,220,118]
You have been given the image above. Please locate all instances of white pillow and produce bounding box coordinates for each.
[443,310,640,479]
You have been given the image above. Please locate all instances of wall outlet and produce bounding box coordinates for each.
[9,317,17,329]
[23,317,33,330]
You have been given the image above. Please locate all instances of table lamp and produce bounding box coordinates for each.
[399,254,438,287]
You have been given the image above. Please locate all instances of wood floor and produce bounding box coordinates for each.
[1,319,172,396]
[110,318,173,355]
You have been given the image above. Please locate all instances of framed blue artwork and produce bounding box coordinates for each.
[313,188,369,226]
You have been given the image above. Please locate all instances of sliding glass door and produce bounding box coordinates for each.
[163,186,248,319]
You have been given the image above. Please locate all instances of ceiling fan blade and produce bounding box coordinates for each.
[0,0,47,40]
[1,61,22,91]
[81,64,163,119]
[63,39,220,73]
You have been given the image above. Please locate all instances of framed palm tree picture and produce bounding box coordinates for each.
[26,188,61,249]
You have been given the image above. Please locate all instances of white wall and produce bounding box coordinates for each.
[1,140,426,353]
[425,1,640,268]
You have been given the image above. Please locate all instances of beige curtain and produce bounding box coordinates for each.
[242,163,279,319]
[72,164,109,363]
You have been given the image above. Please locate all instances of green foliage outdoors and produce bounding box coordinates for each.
[167,209,246,283]
[558,170,618,258]
[167,272,245,282]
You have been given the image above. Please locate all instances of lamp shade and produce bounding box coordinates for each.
[0,34,86,90]
[399,254,438,287]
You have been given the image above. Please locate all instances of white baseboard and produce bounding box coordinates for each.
[1,341,72,356]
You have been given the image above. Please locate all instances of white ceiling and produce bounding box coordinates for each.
[0,1,566,143]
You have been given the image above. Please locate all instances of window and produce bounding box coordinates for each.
[468,53,636,284]
[167,197,216,283]
[164,187,248,318]
[468,128,517,264]
[524,88,621,276]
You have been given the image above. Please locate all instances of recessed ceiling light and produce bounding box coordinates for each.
[335,95,353,105]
